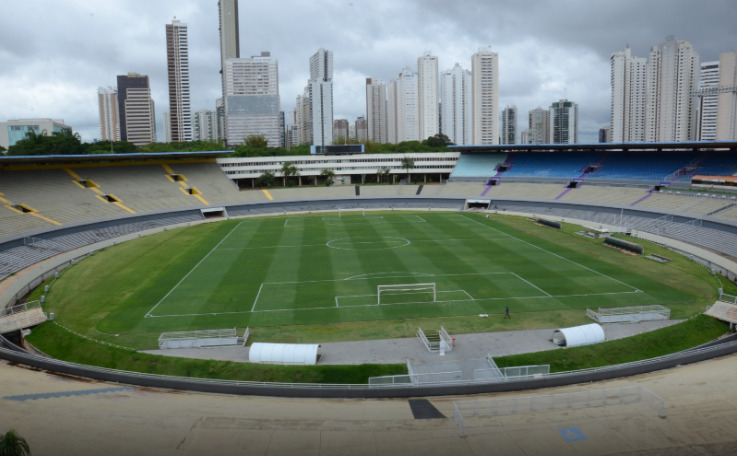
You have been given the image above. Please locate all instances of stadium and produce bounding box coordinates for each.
[3,142,737,453]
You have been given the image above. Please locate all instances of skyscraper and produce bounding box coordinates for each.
[528,108,550,144]
[293,91,311,145]
[388,66,419,144]
[440,63,471,145]
[501,105,518,144]
[116,73,156,146]
[550,99,578,144]
[645,36,699,142]
[355,116,368,142]
[218,0,240,136]
[309,48,334,149]
[610,46,647,143]
[699,60,721,141]
[715,52,737,140]
[193,109,219,141]
[97,87,120,142]
[166,19,192,142]
[472,47,499,145]
[417,52,439,140]
[223,52,281,147]
[218,0,240,98]
[365,78,388,143]
[333,119,349,142]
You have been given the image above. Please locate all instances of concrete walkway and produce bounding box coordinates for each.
[143,320,681,366]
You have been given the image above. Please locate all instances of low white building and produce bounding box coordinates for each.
[0,119,71,150]
[217,152,460,187]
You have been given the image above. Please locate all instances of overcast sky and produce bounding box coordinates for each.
[1,0,736,144]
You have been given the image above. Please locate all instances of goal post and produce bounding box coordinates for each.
[377,283,436,305]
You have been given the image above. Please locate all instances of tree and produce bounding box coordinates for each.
[400,156,415,184]
[255,172,276,188]
[319,169,335,186]
[0,430,31,456]
[0,145,6,155]
[424,133,453,149]
[280,161,299,186]
[245,134,268,149]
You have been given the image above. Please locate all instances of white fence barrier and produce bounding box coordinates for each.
[587,305,670,323]
[158,327,248,349]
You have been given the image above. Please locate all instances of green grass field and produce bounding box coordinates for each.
[34,211,724,353]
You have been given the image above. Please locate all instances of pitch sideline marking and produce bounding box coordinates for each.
[463,215,642,292]
[251,283,265,312]
[145,221,244,318]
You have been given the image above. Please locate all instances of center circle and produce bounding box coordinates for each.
[326,236,410,250]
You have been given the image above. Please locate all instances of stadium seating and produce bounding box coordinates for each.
[449,153,508,179]
[5,151,737,284]
[586,152,697,183]
[501,153,600,179]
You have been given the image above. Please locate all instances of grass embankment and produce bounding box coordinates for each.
[495,314,728,372]
[27,322,405,384]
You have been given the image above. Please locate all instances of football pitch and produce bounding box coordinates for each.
[138,212,651,325]
[43,210,719,348]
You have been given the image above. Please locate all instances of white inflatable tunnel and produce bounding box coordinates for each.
[552,323,605,348]
[248,342,320,365]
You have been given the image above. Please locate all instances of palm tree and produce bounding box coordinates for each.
[280,161,299,187]
[0,430,31,456]
[400,156,415,184]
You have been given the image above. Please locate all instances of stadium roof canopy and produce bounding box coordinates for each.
[450,141,737,154]
[0,150,233,168]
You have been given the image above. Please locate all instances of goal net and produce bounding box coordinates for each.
[377,283,436,305]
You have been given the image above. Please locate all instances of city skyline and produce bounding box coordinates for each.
[1,0,736,144]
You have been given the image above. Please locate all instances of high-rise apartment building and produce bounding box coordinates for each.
[610,46,647,143]
[365,78,388,143]
[333,119,349,142]
[165,19,192,142]
[97,87,120,142]
[699,60,720,141]
[218,0,240,137]
[116,73,156,146]
[293,91,311,145]
[193,109,219,141]
[223,52,281,147]
[645,37,699,142]
[162,112,171,143]
[501,105,518,144]
[528,107,550,144]
[387,66,419,144]
[550,99,578,144]
[715,52,737,140]
[417,52,439,140]
[472,47,499,145]
[355,116,368,142]
[309,48,334,148]
[218,0,240,97]
[440,63,472,145]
